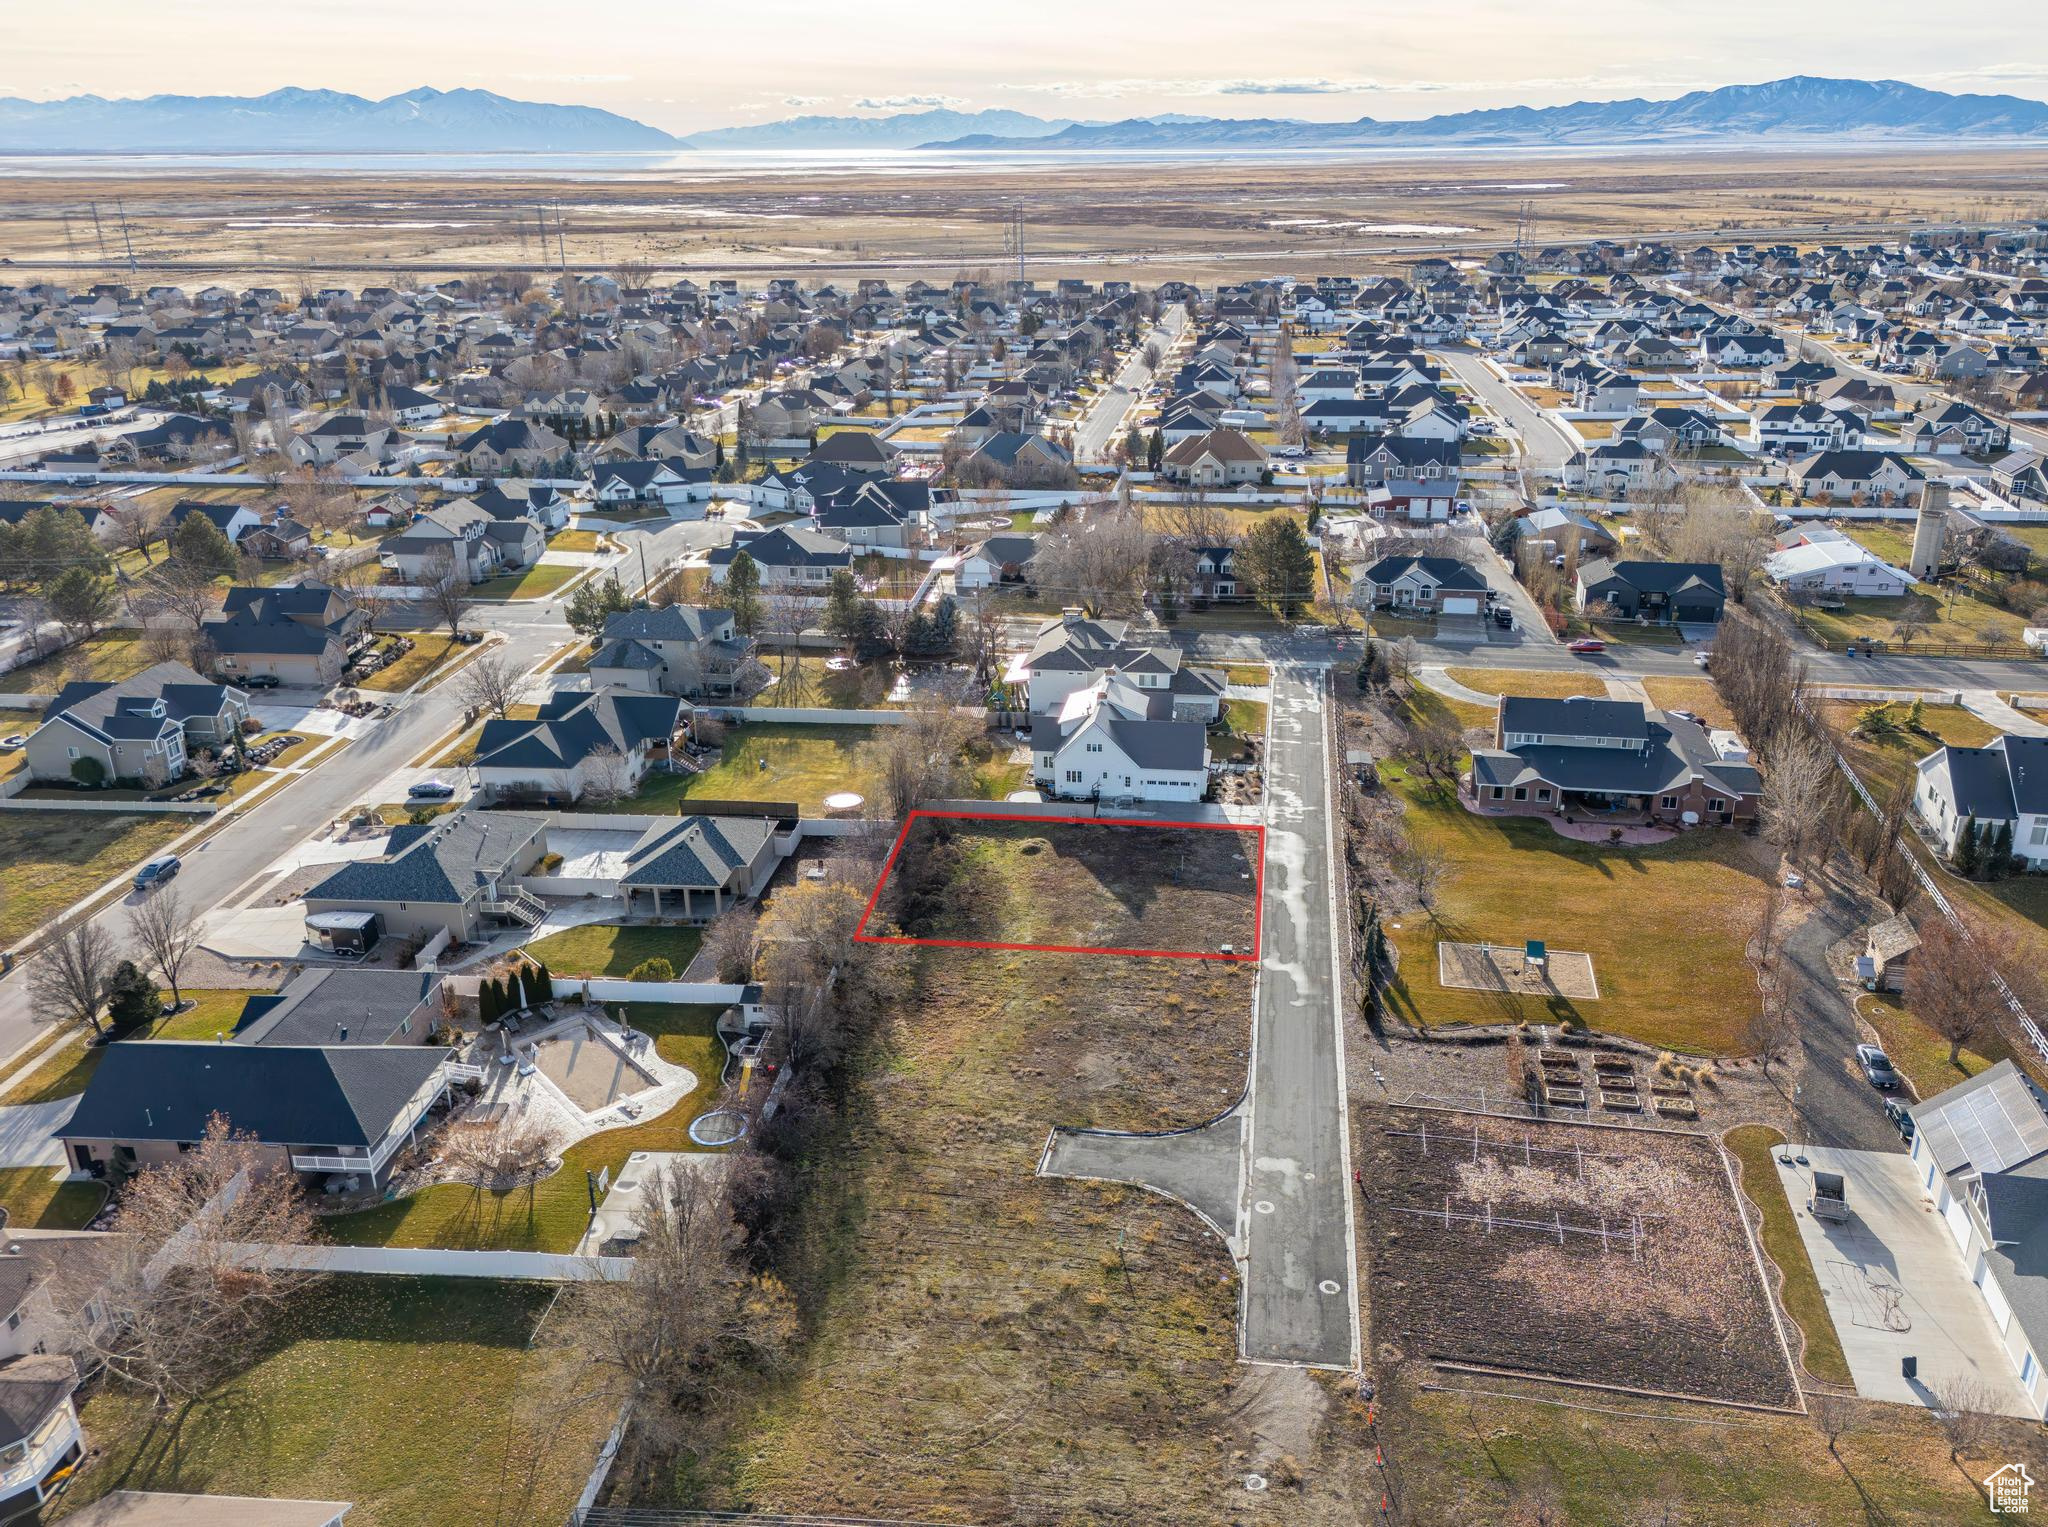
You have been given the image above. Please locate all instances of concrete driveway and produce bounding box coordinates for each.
[0,1097,78,1168]
[1774,1144,2034,1416]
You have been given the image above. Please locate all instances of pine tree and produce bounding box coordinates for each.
[1955,814,1981,876]
[718,551,764,636]
[1992,821,2016,880]
[528,960,554,1005]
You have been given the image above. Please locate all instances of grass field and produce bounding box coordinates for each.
[0,1165,106,1230]
[352,633,468,693]
[752,653,902,709]
[60,1277,613,1527]
[1724,1124,1853,1386]
[0,812,192,946]
[1380,775,1772,1052]
[547,528,605,552]
[522,922,705,978]
[1797,587,2028,650]
[471,563,582,600]
[1643,676,1737,730]
[0,991,269,1107]
[322,1004,723,1252]
[621,723,1022,816]
[1856,990,2009,1100]
[0,631,154,693]
[1820,700,1996,800]
[1442,667,1606,702]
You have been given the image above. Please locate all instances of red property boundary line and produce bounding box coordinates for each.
[854,808,1265,963]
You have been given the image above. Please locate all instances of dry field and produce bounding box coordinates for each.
[1360,1105,1799,1410]
[870,814,1262,959]
[5,147,2047,286]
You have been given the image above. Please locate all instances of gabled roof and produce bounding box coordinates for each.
[1909,1060,2048,1177]
[307,810,546,907]
[232,968,443,1047]
[474,688,684,773]
[1577,559,1726,599]
[599,605,732,645]
[42,660,241,742]
[62,1041,450,1149]
[1360,555,1487,593]
[620,814,778,889]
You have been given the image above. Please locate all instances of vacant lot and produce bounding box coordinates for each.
[1380,778,1771,1053]
[1361,1106,1798,1409]
[1442,667,1606,703]
[871,815,1262,959]
[1795,589,2027,650]
[59,1277,613,1527]
[471,563,582,600]
[669,917,1341,1520]
[0,812,193,946]
[634,722,1023,816]
[0,631,154,693]
[323,1003,723,1251]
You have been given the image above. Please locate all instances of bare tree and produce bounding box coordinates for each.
[572,1161,795,1493]
[1807,1388,1854,1457]
[877,696,976,818]
[1927,1374,1997,1466]
[109,500,170,568]
[579,744,637,806]
[703,905,760,985]
[1746,971,1798,1073]
[421,550,473,639]
[444,1115,559,1194]
[133,559,225,662]
[1907,915,2023,1066]
[128,887,203,1011]
[454,648,524,720]
[1028,508,1156,617]
[30,921,117,1039]
[60,1114,320,1409]
[1405,715,1465,794]
[1761,732,1845,872]
[1394,834,1450,911]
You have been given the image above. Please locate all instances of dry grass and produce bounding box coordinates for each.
[1442,667,1606,703]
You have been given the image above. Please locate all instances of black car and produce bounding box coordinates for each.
[242,674,281,690]
[1883,1098,1915,1143]
[133,855,181,891]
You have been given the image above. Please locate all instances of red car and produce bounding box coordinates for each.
[1566,637,1606,655]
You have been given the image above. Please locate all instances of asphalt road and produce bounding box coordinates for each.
[1073,304,1186,463]
[1238,657,1357,1368]
[1437,348,1577,472]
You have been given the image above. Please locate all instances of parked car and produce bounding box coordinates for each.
[1883,1097,1915,1143]
[1567,637,1606,655]
[1856,1043,1901,1090]
[406,779,457,801]
[242,673,281,690]
[1694,650,1712,669]
[133,855,181,891]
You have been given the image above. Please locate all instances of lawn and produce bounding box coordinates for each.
[0,711,42,777]
[0,1166,105,1230]
[0,631,154,694]
[625,724,1027,816]
[1442,667,1606,702]
[352,633,469,693]
[321,1003,724,1251]
[1856,990,2009,1100]
[1222,663,1268,687]
[1821,700,1996,801]
[1724,1124,1853,1386]
[1381,777,1773,1053]
[1643,676,1736,731]
[59,1277,613,1527]
[753,653,902,709]
[1840,522,1916,567]
[470,563,583,600]
[0,813,192,946]
[522,922,705,978]
[1212,698,1268,765]
[1796,587,2028,650]
[548,528,605,552]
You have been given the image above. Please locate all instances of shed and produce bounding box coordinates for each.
[1864,914,1920,992]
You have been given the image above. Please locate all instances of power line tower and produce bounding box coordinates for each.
[115,197,138,273]
[1000,201,1025,286]
[88,200,109,264]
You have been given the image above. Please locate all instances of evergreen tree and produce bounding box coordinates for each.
[823,568,865,640]
[717,550,765,636]
[1239,516,1317,619]
[170,509,239,578]
[926,594,959,654]
[104,960,161,1033]
[1955,814,1981,875]
[1992,820,2016,880]
[564,573,632,640]
[527,960,555,1005]
[1146,429,1164,472]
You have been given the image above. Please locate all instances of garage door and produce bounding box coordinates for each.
[1440,595,1481,616]
[1944,1189,1974,1254]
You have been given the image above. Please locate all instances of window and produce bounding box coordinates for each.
[2032,821,2048,847]
[2025,1351,2038,1388]
[1660,795,1678,809]
[1064,770,1081,784]
[1535,788,1551,802]
[1707,798,1727,812]
[1085,742,1102,753]
[1513,787,1528,801]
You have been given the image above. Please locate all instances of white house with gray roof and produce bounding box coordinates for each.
[1908,1061,2048,1418]
[1914,733,2048,866]
[587,605,756,699]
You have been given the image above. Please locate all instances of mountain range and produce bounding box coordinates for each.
[929,78,2048,150]
[0,87,678,153]
[2,77,2046,156]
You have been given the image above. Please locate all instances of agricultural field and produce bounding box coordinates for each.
[1360,1106,1799,1408]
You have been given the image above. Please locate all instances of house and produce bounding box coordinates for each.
[813,480,919,549]
[1016,612,1226,721]
[469,482,571,533]
[1345,435,1458,490]
[286,413,390,468]
[0,1237,111,1515]
[1763,539,1918,598]
[1907,401,2011,457]
[472,689,688,806]
[230,968,447,1047]
[808,430,896,476]
[1512,507,1617,559]
[237,509,313,562]
[587,605,756,699]
[1189,545,1244,603]
[1913,733,2048,867]
[1562,438,1677,493]
[1794,449,1927,505]
[1353,555,1489,616]
[1466,695,1760,826]
[1029,675,1210,803]
[1160,426,1268,487]
[168,499,263,547]
[1906,1062,2048,1418]
[706,525,854,589]
[383,383,444,425]
[58,1040,457,1194]
[1861,914,1920,993]
[1753,401,1864,454]
[303,810,553,947]
[616,814,783,920]
[961,431,1073,481]
[592,459,694,506]
[1573,560,1726,625]
[1615,406,1729,454]
[27,661,248,787]
[956,533,1039,591]
[455,417,567,475]
[202,584,370,687]
[382,501,543,584]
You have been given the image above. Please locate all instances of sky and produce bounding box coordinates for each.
[5,0,2046,134]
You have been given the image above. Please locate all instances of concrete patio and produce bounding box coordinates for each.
[1773,1143,2034,1416]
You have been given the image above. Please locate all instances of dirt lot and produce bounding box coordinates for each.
[870,814,1262,960]
[1360,1105,1799,1410]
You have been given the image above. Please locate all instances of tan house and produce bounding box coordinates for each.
[1161,426,1269,487]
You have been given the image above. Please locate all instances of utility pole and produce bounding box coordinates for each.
[115,197,137,273]
[555,201,568,278]
[88,200,108,264]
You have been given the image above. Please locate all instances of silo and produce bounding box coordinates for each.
[1909,481,1950,581]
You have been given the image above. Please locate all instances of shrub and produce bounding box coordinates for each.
[103,959,160,1033]
[628,957,675,983]
[69,756,107,788]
